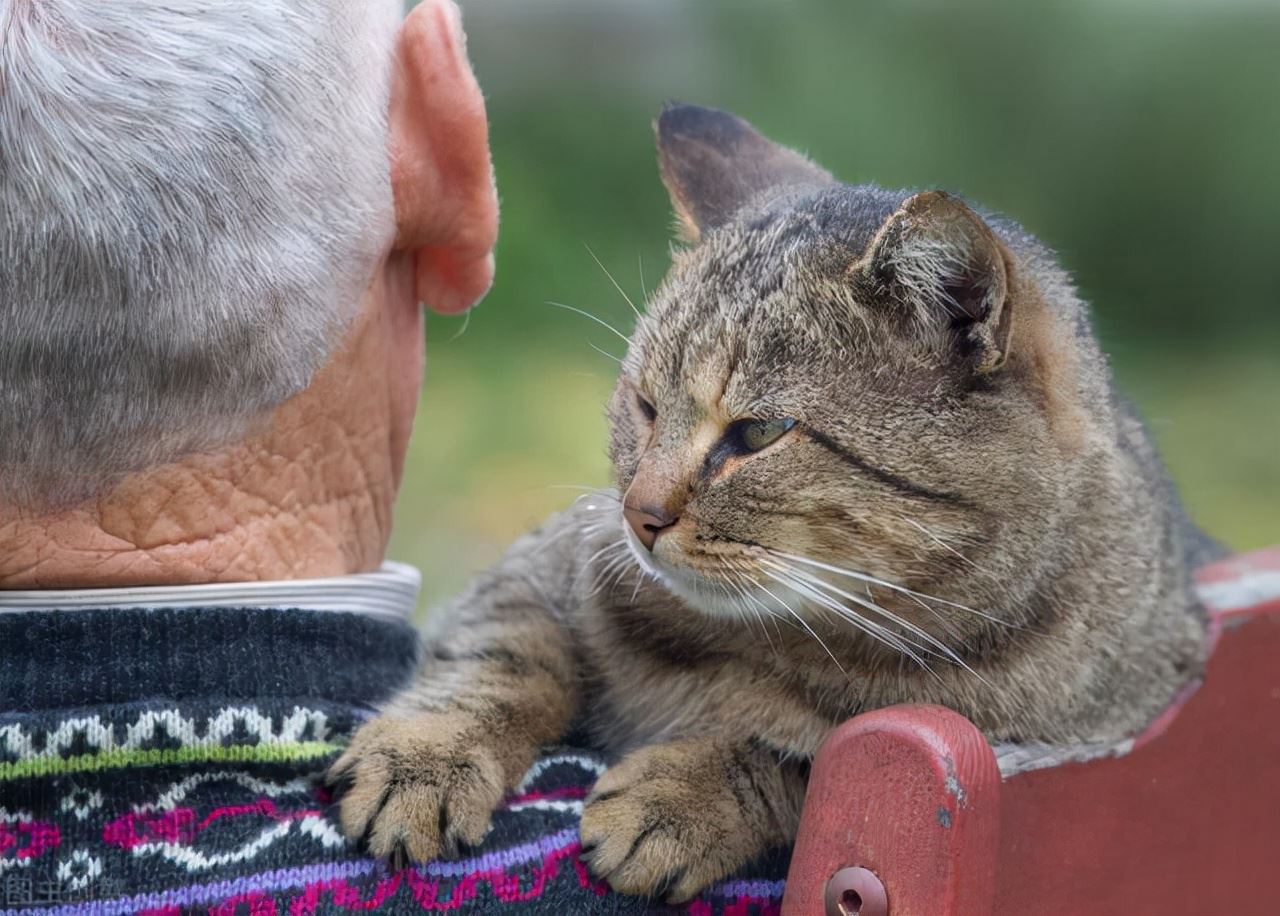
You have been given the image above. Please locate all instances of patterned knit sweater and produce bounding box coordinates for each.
[0,607,787,914]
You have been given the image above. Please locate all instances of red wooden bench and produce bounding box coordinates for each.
[782,546,1280,915]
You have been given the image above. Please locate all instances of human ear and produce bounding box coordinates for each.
[389,0,499,314]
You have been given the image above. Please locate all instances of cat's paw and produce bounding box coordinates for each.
[579,741,760,903]
[325,711,508,867]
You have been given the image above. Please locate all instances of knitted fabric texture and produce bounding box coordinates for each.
[0,607,787,914]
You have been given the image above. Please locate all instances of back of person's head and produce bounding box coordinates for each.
[0,0,401,506]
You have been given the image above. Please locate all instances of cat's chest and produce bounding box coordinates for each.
[579,591,854,754]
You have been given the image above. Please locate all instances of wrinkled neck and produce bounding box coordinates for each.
[0,410,397,588]
[0,258,423,589]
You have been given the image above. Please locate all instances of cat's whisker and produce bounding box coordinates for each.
[764,565,942,681]
[584,540,629,589]
[728,568,800,637]
[723,572,770,650]
[588,342,622,364]
[545,300,631,344]
[597,546,638,596]
[772,550,1025,633]
[585,244,642,321]
[593,540,629,572]
[727,568,787,651]
[766,562,955,683]
[767,560,993,689]
[552,486,621,504]
[637,252,649,301]
[898,516,980,570]
[585,565,625,601]
[583,540,624,569]
[767,565,935,678]
[629,572,646,605]
[768,560,968,662]
[892,582,968,645]
[535,524,597,556]
[535,508,619,555]
[755,574,848,676]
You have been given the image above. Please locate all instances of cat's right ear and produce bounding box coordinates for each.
[655,103,832,242]
[863,191,1013,374]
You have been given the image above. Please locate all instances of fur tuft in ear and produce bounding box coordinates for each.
[864,191,1013,373]
[655,103,832,243]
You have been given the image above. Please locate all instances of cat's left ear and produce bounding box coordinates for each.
[864,191,1013,374]
[655,103,832,242]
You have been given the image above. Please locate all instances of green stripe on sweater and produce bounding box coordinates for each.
[0,740,341,781]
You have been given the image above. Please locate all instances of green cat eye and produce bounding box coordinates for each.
[737,417,796,452]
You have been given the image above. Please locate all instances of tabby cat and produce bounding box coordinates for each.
[329,104,1216,902]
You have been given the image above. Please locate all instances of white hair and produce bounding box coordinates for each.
[0,0,401,505]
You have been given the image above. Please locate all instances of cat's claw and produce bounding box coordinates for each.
[578,743,763,903]
[327,711,508,865]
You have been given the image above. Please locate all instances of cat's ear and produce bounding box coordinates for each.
[655,103,832,242]
[864,191,1012,374]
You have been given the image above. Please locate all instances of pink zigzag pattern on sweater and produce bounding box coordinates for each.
[191,844,780,915]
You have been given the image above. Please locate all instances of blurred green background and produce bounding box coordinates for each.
[394,0,1280,609]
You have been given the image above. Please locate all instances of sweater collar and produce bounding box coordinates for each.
[0,561,420,623]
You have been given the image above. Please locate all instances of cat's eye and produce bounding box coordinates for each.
[733,417,796,452]
[636,393,657,422]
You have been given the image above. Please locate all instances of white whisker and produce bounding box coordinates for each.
[757,573,848,676]
[545,300,631,344]
[727,570,784,653]
[769,560,991,689]
[596,547,636,596]
[737,574,790,642]
[629,570,646,605]
[772,550,1023,632]
[900,516,979,569]
[534,521,602,555]
[724,573,768,649]
[588,342,622,363]
[768,561,964,660]
[585,244,641,320]
[764,566,940,681]
[551,486,620,504]
[586,544,629,593]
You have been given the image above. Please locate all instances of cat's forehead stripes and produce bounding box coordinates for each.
[682,339,738,415]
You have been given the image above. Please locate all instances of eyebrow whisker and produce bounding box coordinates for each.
[545,300,631,344]
[585,244,642,320]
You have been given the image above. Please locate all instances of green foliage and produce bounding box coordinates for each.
[393,0,1280,608]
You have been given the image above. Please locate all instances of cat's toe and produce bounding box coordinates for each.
[579,759,743,902]
[328,712,506,864]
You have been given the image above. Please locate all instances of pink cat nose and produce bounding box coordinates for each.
[624,504,678,551]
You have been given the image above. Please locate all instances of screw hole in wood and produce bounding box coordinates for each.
[824,866,887,916]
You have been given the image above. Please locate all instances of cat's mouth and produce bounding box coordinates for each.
[620,513,971,671]
[621,517,780,619]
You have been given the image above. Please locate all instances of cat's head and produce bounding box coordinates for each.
[609,104,1096,650]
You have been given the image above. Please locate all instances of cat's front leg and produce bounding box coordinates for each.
[327,510,589,866]
[579,736,807,902]
[327,627,578,865]
[328,704,528,865]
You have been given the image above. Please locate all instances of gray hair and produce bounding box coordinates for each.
[0,0,401,506]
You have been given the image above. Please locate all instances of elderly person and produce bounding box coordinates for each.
[0,1,786,911]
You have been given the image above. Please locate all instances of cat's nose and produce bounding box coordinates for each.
[624,504,679,551]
